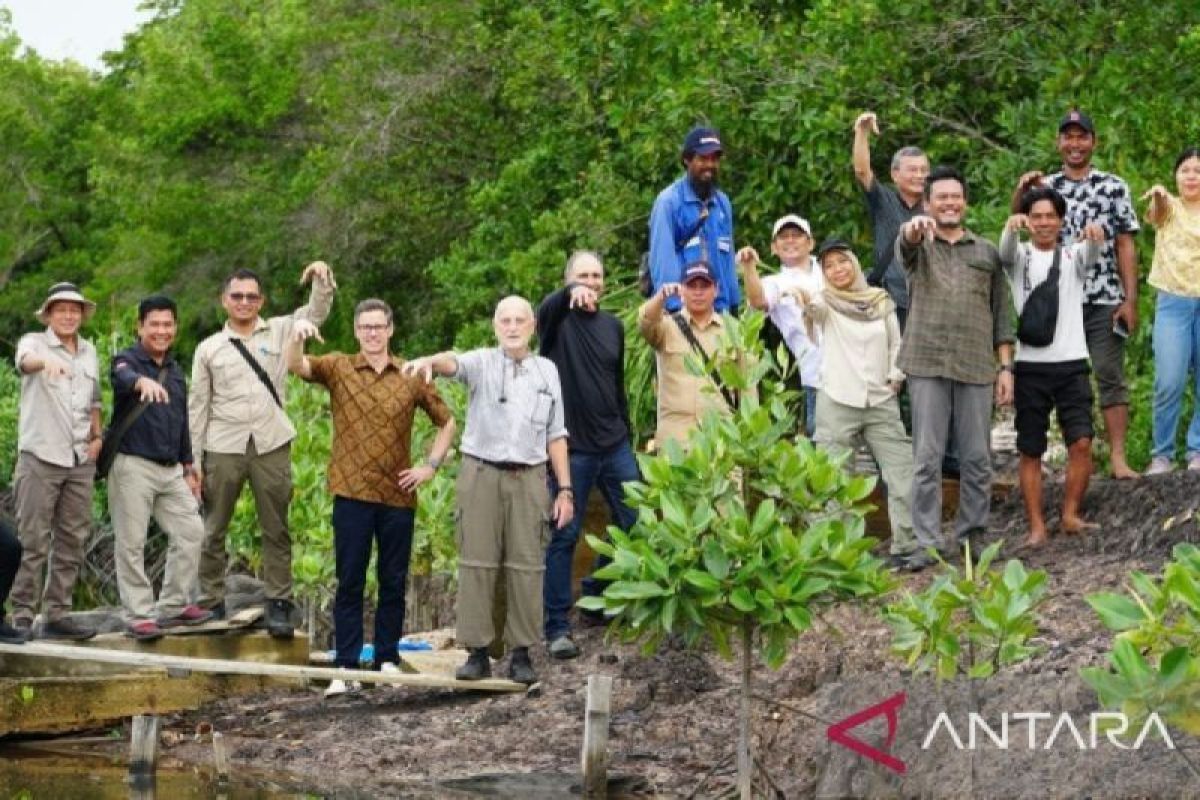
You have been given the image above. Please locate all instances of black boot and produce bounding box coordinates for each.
[265,599,294,639]
[508,646,537,685]
[456,647,491,681]
[0,617,28,645]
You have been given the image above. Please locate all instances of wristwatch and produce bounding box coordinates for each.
[997,364,1013,373]
[426,456,442,471]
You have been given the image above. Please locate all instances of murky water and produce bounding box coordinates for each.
[0,745,326,799]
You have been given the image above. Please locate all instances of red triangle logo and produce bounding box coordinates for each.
[826,691,907,775]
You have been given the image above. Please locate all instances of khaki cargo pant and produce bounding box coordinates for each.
[455,457,551,650]
[109,454,205,620]
[198,440,293,607]
[10,451,95,624]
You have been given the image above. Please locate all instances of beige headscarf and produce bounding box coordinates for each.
[819,247,894,322]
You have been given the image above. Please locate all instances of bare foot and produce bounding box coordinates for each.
[1020,531,1049,549]
[1061,516,1099,535]
[1110,460,1138,480]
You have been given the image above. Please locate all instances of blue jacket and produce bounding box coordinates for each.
[648,176,738,313]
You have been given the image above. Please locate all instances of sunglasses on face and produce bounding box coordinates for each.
[227,292,262,303]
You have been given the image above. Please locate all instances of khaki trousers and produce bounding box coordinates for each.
[455,457,551,650]
[109,454,205,620]
[11,452,94,624]
[815,392,933,555]
[198,440,293,606]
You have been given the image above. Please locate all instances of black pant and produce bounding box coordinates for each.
[0,519,22,619]
[331,497,415,669]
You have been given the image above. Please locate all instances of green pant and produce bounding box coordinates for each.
[198,440,293,606]
[455,457,551,650]
[815,392,925,555]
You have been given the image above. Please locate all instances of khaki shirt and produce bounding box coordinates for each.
[15,330,101,467]
[638,303,732,449]
[189,280,334,465]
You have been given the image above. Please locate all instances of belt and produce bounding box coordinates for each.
[469,455,540,472]
[146,457,179,468]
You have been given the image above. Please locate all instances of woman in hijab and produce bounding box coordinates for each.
[796,239,939,571]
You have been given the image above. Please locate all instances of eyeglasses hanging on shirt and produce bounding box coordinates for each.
[497,356,555,428]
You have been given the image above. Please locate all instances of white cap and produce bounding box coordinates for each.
[772,214,812,239]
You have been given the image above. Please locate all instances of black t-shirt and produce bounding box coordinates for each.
[110,343,193,465]
[537,286,631,453]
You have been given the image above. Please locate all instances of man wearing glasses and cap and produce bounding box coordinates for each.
[648,126,739,314]
[639,261,739,449]
[190,261,336,637]
[10,282,102,640]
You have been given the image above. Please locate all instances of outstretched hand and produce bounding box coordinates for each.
[568,285,599,311]
[292,319,324,343]
[402,357,434,383]
[135,376,169,404]
[300,260,337,288]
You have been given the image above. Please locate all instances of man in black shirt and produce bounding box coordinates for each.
[538,251,639,659]
[108,296,212,640]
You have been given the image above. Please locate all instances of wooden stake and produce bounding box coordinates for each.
[213,730,230,782]
[581,674,613,798]
[129,714,159,776]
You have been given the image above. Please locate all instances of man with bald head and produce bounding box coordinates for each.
[536,251,638,659]
[405,296,573,684]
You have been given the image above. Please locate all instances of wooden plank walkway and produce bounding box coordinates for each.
[0,641,525,693]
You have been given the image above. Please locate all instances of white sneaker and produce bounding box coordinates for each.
[323,670,362,698]
[379,662,400,674]
[1145,456,1174,476]
[1188,454,1200,472]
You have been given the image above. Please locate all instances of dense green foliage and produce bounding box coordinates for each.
[885,540,1049,679]
[1082,543,1200,736]
[3,0,1200,602]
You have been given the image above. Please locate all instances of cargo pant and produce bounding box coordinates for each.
[455,456,551,650]
[109,454,205,620]
[10,451,95,625]
[198,440,293,607]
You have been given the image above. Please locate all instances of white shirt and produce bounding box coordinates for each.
[761,259,823,386]
[999,229,1099,363]
[807,295,904,409]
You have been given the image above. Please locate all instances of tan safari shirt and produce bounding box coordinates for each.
[189,279,334,466]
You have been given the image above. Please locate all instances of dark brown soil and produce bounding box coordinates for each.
[158,471,1200,798]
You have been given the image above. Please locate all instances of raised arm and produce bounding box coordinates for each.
[295,260,337,326]
[637,282,682,347]
[736,246,768,311]
[852,112,879,191]
[1142,184,1171,228]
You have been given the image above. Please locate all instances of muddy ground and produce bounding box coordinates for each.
[148,472,1200,797]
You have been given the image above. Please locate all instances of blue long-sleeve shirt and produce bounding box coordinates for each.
[648,176,738,313]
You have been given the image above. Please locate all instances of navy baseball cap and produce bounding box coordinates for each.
[816,238,853,261]
[683,261,717,284]
[1058,109,1095,135]
[683,126,723,157]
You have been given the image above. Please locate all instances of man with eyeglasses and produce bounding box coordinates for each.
[190,262,336,637]
[404,296,573,685]
[286,299,454,695]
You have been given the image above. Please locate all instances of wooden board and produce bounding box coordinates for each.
[0,641,524,693]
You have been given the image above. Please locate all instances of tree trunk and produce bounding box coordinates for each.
[738,617,753,800]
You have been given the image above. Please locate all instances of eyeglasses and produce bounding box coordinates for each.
[355,324,390,333]
[227,292,262,303]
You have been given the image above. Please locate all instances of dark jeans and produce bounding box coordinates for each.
[544,441,640,640]
[0,519,21,621]
[332,497,415,669]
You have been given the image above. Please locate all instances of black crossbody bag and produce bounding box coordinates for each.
[95,364,169,481]
[1016,246,1062,348]
[670,312,739,410]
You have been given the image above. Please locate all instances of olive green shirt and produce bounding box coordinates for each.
[896,229,1014,385]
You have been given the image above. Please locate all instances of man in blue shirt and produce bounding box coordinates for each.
[648,126,738,313]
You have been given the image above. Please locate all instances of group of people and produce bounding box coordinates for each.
[2,263,335,647]
[642,111,1197,566]
[2,108,1198,691]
